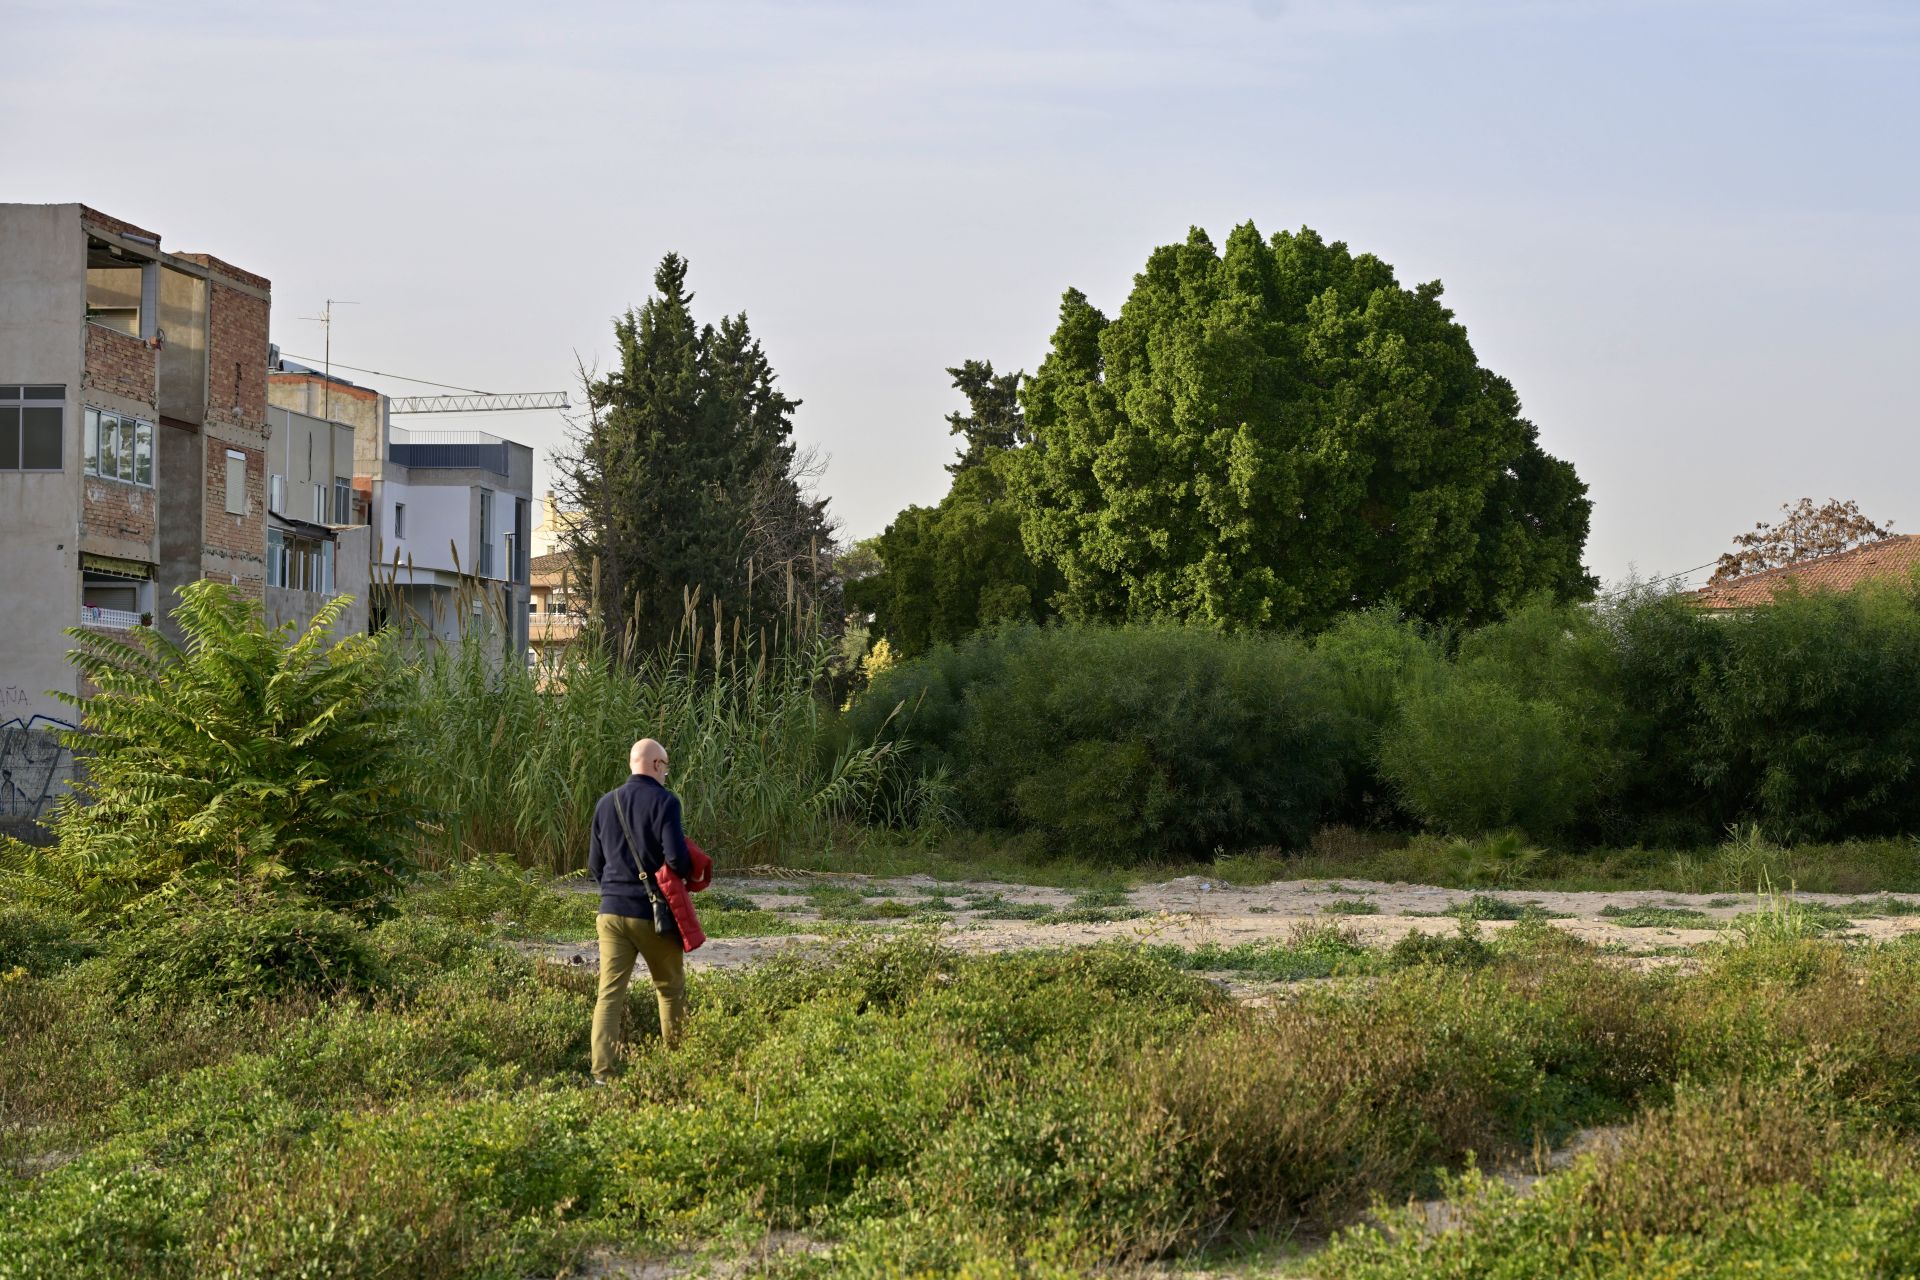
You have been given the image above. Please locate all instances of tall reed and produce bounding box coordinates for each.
[403,627,908,875]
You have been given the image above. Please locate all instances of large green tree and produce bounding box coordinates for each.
[1012,224,1595,630]
[846,361,1057,657]
[558,254,833,656]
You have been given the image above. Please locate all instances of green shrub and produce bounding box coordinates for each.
[1387,919,1494,969]
[1378,599,1628,839]
[853,624,1343,859]
[11,581,418,920]
[1612,583,1920,844]
[1381,677,1598,836]
[396,853,596,939]
[1319,1082,1920,1279]
[0,904,89,977]
[97,904,387,1010]
[1311,608,1445,824]
[1695,584,1920,841]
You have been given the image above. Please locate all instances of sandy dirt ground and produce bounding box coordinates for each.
[527,873,1920,980]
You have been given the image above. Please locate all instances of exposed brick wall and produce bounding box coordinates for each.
[202,281,269,432]
[174,252,270,295]
[79,207,161,243]
[199,276,270,600]
[83,475,158,545]
[83,325,157,407]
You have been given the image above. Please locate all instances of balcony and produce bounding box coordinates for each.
[81,605,145,630]
[387,426,510,477]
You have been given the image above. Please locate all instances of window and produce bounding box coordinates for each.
[312,483,325,523]
[478,489,495,577]
[394,502,406,539]
[225,450,247,515]
[81,405,152,485]
[85,236,156,339]
[0,385,64,471]
[514,495,530,583]
[333,477,352,525]
[269,473,286,514]
[267,528,334,592]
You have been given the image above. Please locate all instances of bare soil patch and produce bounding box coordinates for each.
[529,874,1920,977]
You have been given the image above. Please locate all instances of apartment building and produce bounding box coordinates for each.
[263,401,370,639]
[0,203,272,826]
[267,361,532,660]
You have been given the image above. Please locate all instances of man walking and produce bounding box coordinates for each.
[587,737,692,1082]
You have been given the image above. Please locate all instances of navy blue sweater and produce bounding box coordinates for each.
[587,775,693,918]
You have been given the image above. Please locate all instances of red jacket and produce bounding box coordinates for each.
[654,838,712,952]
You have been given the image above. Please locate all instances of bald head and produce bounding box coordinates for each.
[630,738,669,783]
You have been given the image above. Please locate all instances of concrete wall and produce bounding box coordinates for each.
[266,372,382,441]
[266,405,357,523]
[156,266,208,425]
[374,472,474,574]
[0,205,87,828]
[154,418,204,646]
[0,206,88,743]
[265,524,370,641]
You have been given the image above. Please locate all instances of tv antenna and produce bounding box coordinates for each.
[298,298,359,421]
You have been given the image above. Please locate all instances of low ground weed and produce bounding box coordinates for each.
[9,921,1920,1274]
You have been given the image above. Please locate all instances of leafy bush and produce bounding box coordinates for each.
[1387,919,1495,969]
[1380,677,1599,836]
[0,904,89,977]
[1311,608,1445,823]
[1612,583,1920,843]
[851,624,1344,859]
[1693,584,1920,841]
[1378,599,1625,838]
[1320,1083,1920,1279]
[11,581,417,920]
[395,853,596,939]
[96,904,387,1010]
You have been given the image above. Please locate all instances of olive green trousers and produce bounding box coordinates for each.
[591,911,687,1080]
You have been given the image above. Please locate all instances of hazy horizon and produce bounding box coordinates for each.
[9,0,1915,589]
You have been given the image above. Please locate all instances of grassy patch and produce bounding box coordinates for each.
[1146,923,1376,981]
[1839,895,1920,918]
[1730,896,1856,942]
[1322,898,1381,916]
[1272,828,1920,896]
[966,893,1059,922]
[9,893,1920,1275]
[1599,905,1714,928]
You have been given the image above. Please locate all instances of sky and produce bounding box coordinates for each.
[7,0,1916,588]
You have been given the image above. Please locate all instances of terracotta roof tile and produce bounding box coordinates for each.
[1693,534,1920,608]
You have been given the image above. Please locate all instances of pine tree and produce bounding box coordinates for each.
[557,255,833,658]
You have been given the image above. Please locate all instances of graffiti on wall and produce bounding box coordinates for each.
[0,698,76,822]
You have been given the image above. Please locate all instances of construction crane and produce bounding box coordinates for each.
[387,392,569,414]
[276,350,569,415]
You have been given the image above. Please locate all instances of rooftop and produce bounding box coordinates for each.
[1693,534,1920,609]
[387,425,528,478]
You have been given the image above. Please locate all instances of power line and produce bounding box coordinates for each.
[1639,559,1718,586]
[277,353,492,396]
